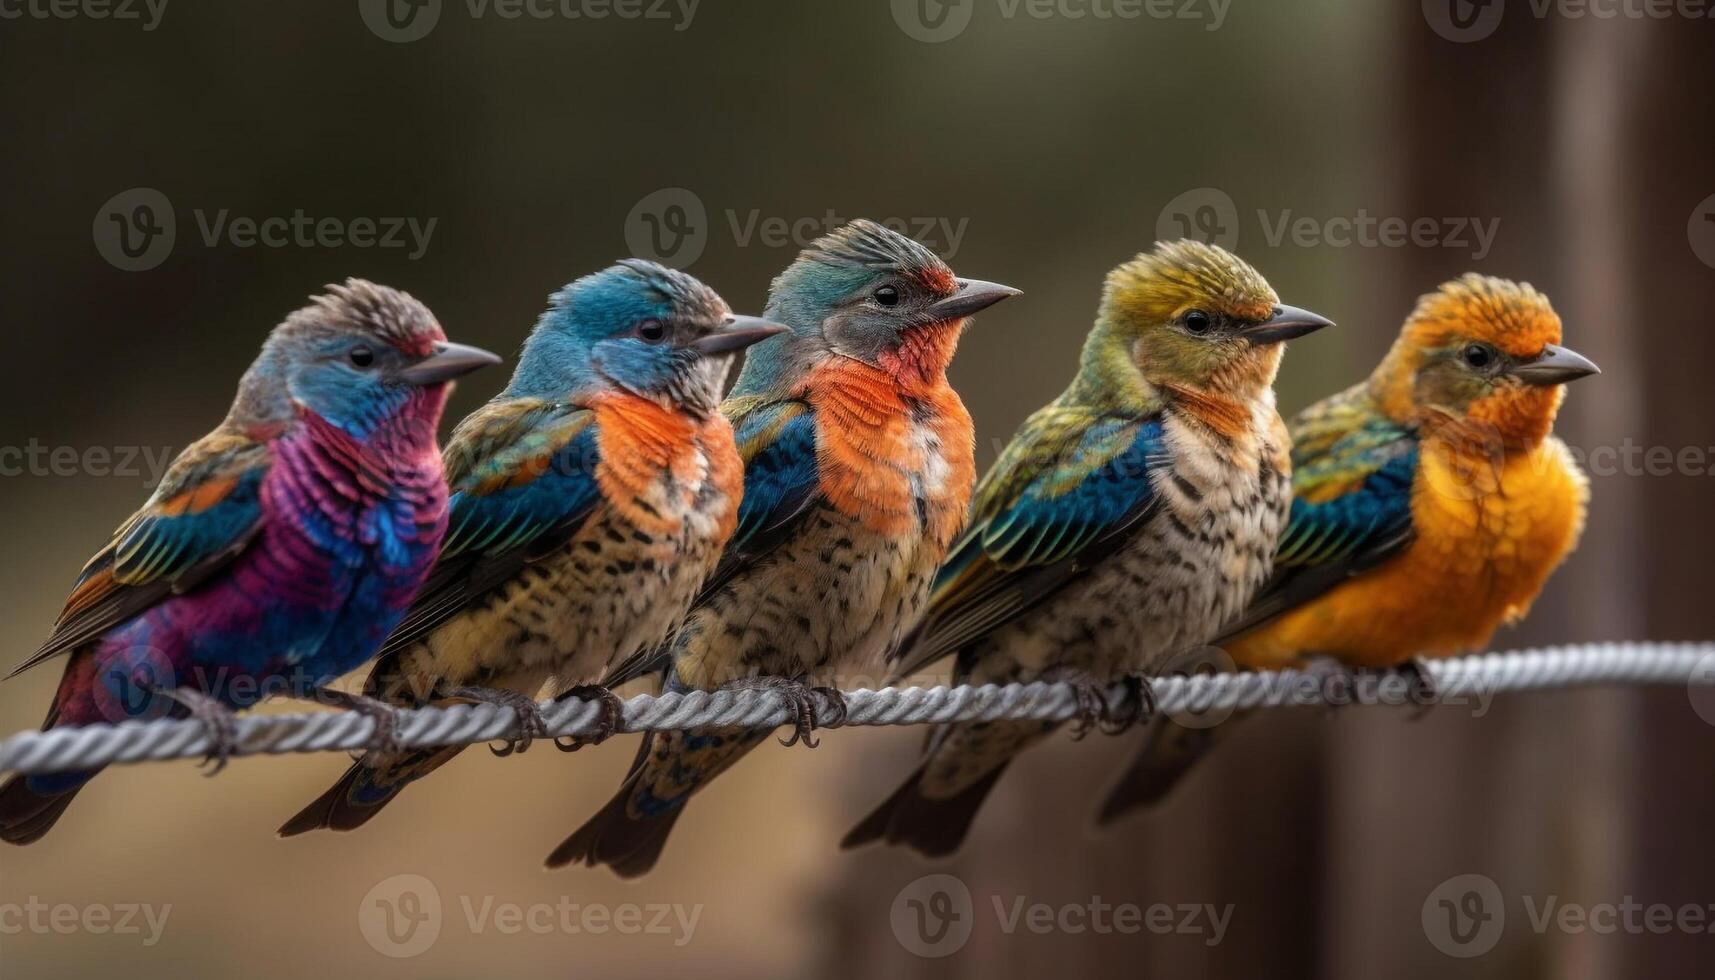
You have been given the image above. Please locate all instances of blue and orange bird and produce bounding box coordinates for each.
[1097,274,1596,822]
[0,281,499,845]
[277,261,785,836]
[548,220,1018,877]
[843,240,1333,858]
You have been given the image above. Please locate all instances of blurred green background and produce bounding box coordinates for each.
[1,2,1712,978]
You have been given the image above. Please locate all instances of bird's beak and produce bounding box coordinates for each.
[1241,304,1335,345]
[689,315,791,357]
[925,278,1022,322]
[399,341,503,386]
[1511,343,1601,386]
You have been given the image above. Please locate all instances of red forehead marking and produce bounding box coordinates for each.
[913,264,956,294]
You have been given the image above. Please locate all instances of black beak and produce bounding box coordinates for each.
[1511,343,1600,386]
[925,278,1021,322]
[689,315,791,357]
[399,341,502,386]
[1241,304,1335,345]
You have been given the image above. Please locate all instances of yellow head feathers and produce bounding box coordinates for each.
[1100,239,1279,328]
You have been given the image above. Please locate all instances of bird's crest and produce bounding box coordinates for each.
[1102,240,1277,326]
[1402,274,1561,358]
[299,278,444,357]
[772,219,955,297]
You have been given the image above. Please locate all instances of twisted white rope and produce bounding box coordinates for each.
[1,641,1709,776]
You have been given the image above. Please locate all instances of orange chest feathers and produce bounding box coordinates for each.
[1234,436,1588,670]
[804,359,976,545]
[588,392,742,542]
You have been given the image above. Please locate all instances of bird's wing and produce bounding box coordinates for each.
[368,398,602,672]
[7,429,272,678]
[889,407,1167,679]
[1212,389,1420,643]
[600,396,820,688]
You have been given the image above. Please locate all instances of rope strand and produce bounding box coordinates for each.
[1,641,1709,776]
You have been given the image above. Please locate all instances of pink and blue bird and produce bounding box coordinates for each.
[277,261,785,836]
[549,220,1018,877]
[0,281,499,845]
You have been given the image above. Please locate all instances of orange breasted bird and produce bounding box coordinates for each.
[549,219,1017,876]
[277,261,785,836]
[844,240,1332,858]
[1098,274,1596,822]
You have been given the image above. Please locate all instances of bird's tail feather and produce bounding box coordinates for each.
[548,727,765,877]
[842,719,1051,858]
[1094,712,1247,826]
[0,769,98,845]
[277,746,465,837]
[840,761,1008,858]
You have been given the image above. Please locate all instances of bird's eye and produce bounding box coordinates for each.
[348,345,375,368]
[1462,343,1496,369]
[874,285,901,307]
[1184,310,1212,334]
[637,320,666,343]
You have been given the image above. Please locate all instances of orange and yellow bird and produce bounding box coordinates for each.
[1098,273,1597,822]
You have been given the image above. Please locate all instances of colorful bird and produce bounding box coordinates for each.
[1097,273,1596,822]
[0,281,498,845]
[549,219,1017,877]
[843,240,1331,857]
[277,260,785,836]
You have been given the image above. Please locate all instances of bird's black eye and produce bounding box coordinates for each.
[1462,343,1496,369]
[348,345,375,368]
[1184,310,1212,334]
[637,319,666,343]
[874,285,901,307]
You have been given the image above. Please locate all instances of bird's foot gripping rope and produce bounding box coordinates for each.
[1,642,1710,777]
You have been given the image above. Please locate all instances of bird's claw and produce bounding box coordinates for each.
[721,676,827,748]
[1043,670,1110,741]
[811,686,849,729]
[1099,674,1156,735]
[554,684,625,752]
[308,687,405,757]
[447,686,548,757]
[140,683,241,774]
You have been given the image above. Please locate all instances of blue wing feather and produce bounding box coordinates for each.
[892,413,1165,677]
